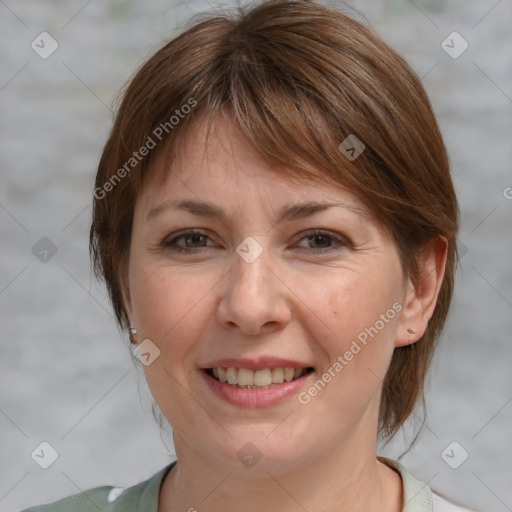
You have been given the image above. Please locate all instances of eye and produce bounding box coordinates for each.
[294,229,346,253]
[164,228,347,255]
[164,230,215,254]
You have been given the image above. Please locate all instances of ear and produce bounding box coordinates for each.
[395,236,448,347]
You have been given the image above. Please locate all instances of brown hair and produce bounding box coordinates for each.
[90,0,459,442]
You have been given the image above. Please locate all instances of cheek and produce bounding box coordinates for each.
[130,262,216,343]
[294,269,378,341]
[298,266,400,369]
[129,263,217,419]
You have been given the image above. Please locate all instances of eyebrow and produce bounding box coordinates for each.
[146,199,369,223]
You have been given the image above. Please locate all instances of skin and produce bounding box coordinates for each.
[124,111,447,512]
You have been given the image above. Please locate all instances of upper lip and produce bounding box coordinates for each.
[199,357,313,371]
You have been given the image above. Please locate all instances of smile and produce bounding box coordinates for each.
[201,365,315,407]
[205,366,314,388]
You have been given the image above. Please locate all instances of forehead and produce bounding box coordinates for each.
[152,111,308,185]
[139,112,375,224]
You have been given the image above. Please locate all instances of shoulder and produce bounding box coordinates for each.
[431,490,483,512]
[20,486,114,512]
[19,462,175,512]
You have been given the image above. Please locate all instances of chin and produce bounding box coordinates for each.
[200,424,309,475]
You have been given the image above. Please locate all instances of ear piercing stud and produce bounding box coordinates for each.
[130,327,138,335]
[407,328,416,334]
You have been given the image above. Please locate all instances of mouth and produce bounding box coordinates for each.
[199,357,316,407]
[202,366,315,389]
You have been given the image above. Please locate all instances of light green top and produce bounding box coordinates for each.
[21,457,471,512]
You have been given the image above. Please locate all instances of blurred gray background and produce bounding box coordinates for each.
[1,0,511,511]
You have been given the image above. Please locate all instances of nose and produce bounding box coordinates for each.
[215,243,292,337]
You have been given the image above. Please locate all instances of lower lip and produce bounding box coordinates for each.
[201,370,314,408]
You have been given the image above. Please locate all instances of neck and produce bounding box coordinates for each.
[158,435,403,512]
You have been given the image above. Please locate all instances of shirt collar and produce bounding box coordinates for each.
[111,461,176,512]
[117,458,432,512]
[378,456,433,512]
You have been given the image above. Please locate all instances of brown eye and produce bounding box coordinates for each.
[308,234,332,249]
[165,230,213,253]
[183,233,208,247]
[295,230,346,253]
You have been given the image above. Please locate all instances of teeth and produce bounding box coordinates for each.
[271,367,284,383]
[238,368,254,386]
[226,367,238,385]
[254,368,272,386]
[210,366,309,387]
[284,367,295,382]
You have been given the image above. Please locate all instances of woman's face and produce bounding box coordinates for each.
[126,114,410,473]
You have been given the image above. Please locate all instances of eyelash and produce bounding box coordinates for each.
[164,229,346,255]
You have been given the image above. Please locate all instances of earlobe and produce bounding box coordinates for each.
[395,237,448,347]
[129,326,138,345]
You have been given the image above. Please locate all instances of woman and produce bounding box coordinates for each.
[23,0,476,510]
